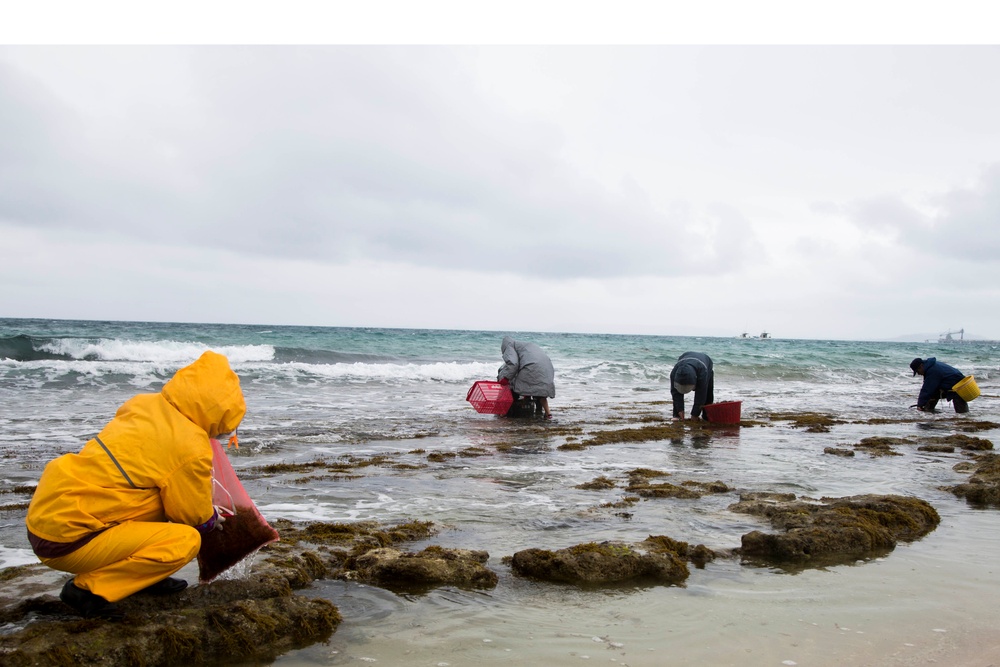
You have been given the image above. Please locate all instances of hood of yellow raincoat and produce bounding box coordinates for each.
[162,350,246,437]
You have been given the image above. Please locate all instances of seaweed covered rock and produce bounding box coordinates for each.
[621,468,728,499]
[945,452,1000,506]
[0,519,443,667]
[641,535,718,568]
[265,519,438,570]
[0,573,340,667]
[924,433,993,451]
[824,447,855,457]
[628,481,703,499]
[344,546,498,590]
[731,493,940,568]
[853,436,909,457]
[576,475,618,490]
[508,541,689,586]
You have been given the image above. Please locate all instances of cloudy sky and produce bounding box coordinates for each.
[2,11,999,340]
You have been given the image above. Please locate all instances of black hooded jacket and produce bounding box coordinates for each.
[670,352,714,418]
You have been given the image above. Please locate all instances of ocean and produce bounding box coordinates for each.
[2,318,1000,665]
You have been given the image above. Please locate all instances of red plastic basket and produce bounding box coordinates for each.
[466,380,514,415]
[702,401,742,424]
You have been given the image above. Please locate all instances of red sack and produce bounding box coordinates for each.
[197,438,280,583]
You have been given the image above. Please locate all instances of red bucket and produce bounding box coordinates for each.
[702,401,742,425]
[466,381,514,415]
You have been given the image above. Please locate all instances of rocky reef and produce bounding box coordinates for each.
[0,562,338,667]
[731,493,940,568]
[0,519,451,667]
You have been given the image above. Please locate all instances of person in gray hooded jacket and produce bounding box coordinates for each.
[498,336,555,418]
[670,351,714,420]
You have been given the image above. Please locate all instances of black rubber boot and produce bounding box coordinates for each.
[60,578,124,621]
[140,576,188,595]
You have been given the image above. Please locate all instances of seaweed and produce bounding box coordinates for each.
[769,412,843,432]
[458,447,490,457]
[824,447,855,457]
[642,535,717,568]
[198,506,280,583]
[345,546,498,591]
[853,437,908,457]
[0,484,38,495]
[573,423,688,448]
[923,434,993,450]
[576,476,617,490]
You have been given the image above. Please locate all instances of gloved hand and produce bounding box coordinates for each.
[213,505,234,531]
[499,377,509,386]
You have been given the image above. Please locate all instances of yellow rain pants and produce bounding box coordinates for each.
[41,521,200,602]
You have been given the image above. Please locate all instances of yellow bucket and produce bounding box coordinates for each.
[952,375,981,402]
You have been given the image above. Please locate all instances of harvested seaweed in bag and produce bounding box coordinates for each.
[198,438,280,583]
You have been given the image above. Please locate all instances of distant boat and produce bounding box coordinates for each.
[939,328,964,343]
[736,331,773,340]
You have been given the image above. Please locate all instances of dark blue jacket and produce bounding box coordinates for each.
[670,352,713,418]
[917,357,965,407]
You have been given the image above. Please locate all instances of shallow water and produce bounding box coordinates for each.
[241,408,1000,667]
[2,319,1000,665]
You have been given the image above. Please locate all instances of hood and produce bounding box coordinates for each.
[675,364,697,386]
[501,336,514,353]
[162,350,246,437]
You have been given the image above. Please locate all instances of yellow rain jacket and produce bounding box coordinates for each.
[27,351,246,550]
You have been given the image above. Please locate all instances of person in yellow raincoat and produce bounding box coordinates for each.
[25,350,246,620]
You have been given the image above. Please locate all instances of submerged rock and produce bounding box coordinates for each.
[768,412,844,432]
[628,481,703,499]
[508,541,689,586]
[852,436,910,457]
[824,447,855,457]
[924,434,993,451]
[918,444,955,453]
[575,468,731,500]
[731,493,940,568]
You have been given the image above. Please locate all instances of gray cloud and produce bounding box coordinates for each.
[845,163,1000,261]
[0,47,761,280]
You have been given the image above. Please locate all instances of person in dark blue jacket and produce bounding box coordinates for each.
[910,357,969,413]
[670,352,714,420]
